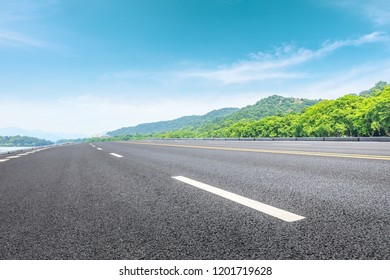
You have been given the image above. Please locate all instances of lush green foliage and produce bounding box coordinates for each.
[87,134,152,143]
[359,81,388,97]
[0,135,54,147]
[220,95,319,122]
[87,84,389,142]
[107,107,239,136]
[156,86,390,138]
[56,138,87,144]
[107,95,319,138]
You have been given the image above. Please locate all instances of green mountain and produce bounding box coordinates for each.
[107,107,239,136]
[359,81,388,97]
[0,135,54,147]
[175,95,320,136]
[107,95,319,137]
[157,84,390,138]
[91,82,389,141]
[219,95,319,122]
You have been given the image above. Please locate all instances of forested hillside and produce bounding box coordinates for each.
[107,107,238,136]
[157,85,390,138]
[359,81,388,97]
[220,95,319,122]
[88,82,389,142]
[0,136,54,147]
[107,95,319,137]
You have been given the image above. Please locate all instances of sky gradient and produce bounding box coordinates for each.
[1,0,389,136]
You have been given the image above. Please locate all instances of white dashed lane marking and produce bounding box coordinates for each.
[110,153,123,158]
[0,147,53,162]
[172,176,305,222]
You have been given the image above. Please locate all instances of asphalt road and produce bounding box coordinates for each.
[0,140,389,259]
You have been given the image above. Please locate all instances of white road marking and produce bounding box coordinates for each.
[272,143,311,146]
[6,156,20,159]
[172,176,305,222]
[0,159,10,162]
[97,148,103,150]
[110,153,123,158]
[18,153,30,156]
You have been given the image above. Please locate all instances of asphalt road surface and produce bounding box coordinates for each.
[0,140,389,259]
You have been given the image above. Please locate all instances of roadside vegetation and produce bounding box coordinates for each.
[84,82,390,142]
[0,136,54,147]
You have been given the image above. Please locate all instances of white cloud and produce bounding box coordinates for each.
[0,30,48,48]
[0,0,58,20]
[2,54,389,135]
[0,0,59,49]
[178,32,389,84]
[99,70,161,81]
[0,94,263,135]
[279,59,390,99]
[325,0,390,25]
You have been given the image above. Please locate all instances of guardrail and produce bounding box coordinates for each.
[148,137,390,142]
[0,147,35,156]
[0,143,69,156]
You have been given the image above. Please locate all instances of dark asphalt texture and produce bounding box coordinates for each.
[0,141,389,259]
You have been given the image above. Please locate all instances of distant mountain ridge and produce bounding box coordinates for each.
[107,95,320,136]
[217,95,320,123]
[0,127,87,142]
[107,107,239,136]
[0,135,53,147]
[156,82,390,138]
[359,81,388,97]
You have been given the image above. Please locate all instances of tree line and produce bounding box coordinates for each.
[85,83,389,142]
[0,136,54,147]
[156,85,390,138]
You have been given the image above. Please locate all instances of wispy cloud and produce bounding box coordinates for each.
[99,70,159,81]
[325,0,390,25]
[0,93,262,135]
[284,59,390,99]
[0,30,48,48]
[178,32,389,84]
[0,0,59,49]
[0,0,58,21]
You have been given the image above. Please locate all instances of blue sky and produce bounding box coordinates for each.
[1,0,389,135]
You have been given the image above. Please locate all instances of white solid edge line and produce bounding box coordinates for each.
[110,153,123,158]
[172,176,305,222]
[6,156,20,159]
[97,148,103,150]
[0,159,10,162]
